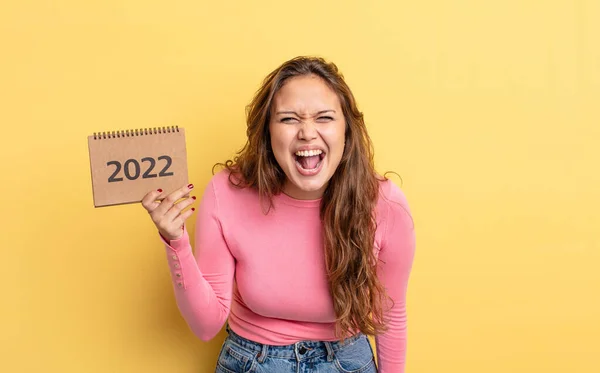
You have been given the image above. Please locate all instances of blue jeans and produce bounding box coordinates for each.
[216,326,377,373]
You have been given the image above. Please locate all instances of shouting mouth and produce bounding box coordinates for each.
[294,149,325,176]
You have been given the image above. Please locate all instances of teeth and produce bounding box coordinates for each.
[295,149,323,157]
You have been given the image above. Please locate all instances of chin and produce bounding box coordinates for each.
[284,171,330,199]
[296,180,327,193]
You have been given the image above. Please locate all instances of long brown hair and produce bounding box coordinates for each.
[215,56,389,338]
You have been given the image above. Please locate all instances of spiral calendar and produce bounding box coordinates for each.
[87,126,188,207]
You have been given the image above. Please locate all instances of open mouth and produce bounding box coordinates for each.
[294,149,325,175]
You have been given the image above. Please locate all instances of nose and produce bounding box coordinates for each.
[298,120,318,141]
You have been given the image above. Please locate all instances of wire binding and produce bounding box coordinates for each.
[92,126,180,140]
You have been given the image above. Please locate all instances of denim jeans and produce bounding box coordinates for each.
[216,326,377,373]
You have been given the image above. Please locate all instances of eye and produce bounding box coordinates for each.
[281,117,298,123]
[317,116,334,122]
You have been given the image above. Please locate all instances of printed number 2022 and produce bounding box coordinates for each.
[107,156,174,182]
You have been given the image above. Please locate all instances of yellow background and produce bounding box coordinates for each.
[1,1,598,372]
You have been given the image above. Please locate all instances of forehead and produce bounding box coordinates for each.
[272,75,341,112]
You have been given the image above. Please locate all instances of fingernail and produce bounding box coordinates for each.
[192,196,196,200]
[188,184,194,189]
[191,207,195,211]
[157,189,163,193]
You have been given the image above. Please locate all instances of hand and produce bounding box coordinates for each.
[141,184,196,241]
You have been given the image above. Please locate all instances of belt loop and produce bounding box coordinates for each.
[257,344,268,363]
[324,341,335,362]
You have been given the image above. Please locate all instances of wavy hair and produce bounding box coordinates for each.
[215,56,389,338]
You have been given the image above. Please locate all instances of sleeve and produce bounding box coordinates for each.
[374,185,416,373]
[160,178,235,341]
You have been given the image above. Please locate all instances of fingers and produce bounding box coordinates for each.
[164,195,196,223]
[171,205,196,231]
[141,188,164,213]
[155,199,195,240]
[152,183,194,217]
[142,184,197,240]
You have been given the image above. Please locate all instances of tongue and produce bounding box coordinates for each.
[299,155,320,169]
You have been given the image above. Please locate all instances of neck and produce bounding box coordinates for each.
[283,180,325,200]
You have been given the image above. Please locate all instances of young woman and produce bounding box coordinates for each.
[142,56,416,373]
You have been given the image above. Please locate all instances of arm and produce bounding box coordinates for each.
[375,191,416,372]
[161,179,235,341]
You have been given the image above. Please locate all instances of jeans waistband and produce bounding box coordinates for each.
[225,325,364,362]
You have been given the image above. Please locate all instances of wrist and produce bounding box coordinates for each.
[160,226,184,242]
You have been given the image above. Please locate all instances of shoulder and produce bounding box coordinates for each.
[207,168,234,191]
[376,177,412,219]
[376,176,415,240]
[375,176,416,261]
[205,168,258,205]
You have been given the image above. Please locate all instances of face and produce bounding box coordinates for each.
[269,74,346,200]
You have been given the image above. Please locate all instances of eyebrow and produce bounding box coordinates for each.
[275,110,336,116]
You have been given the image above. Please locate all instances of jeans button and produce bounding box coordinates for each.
[298,346,307,354]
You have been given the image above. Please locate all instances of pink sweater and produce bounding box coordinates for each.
[161,170,416,372]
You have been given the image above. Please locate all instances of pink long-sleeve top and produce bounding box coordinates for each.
[161,170,415,372]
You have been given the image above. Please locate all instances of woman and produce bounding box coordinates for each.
[142,56,415,373]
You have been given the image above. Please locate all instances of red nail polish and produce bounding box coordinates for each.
[157,189,163,193]
[192,196,196,200]
[191,207,195,211]
[188,184,194,189]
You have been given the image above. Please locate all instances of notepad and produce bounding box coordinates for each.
[87,126,188,207]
